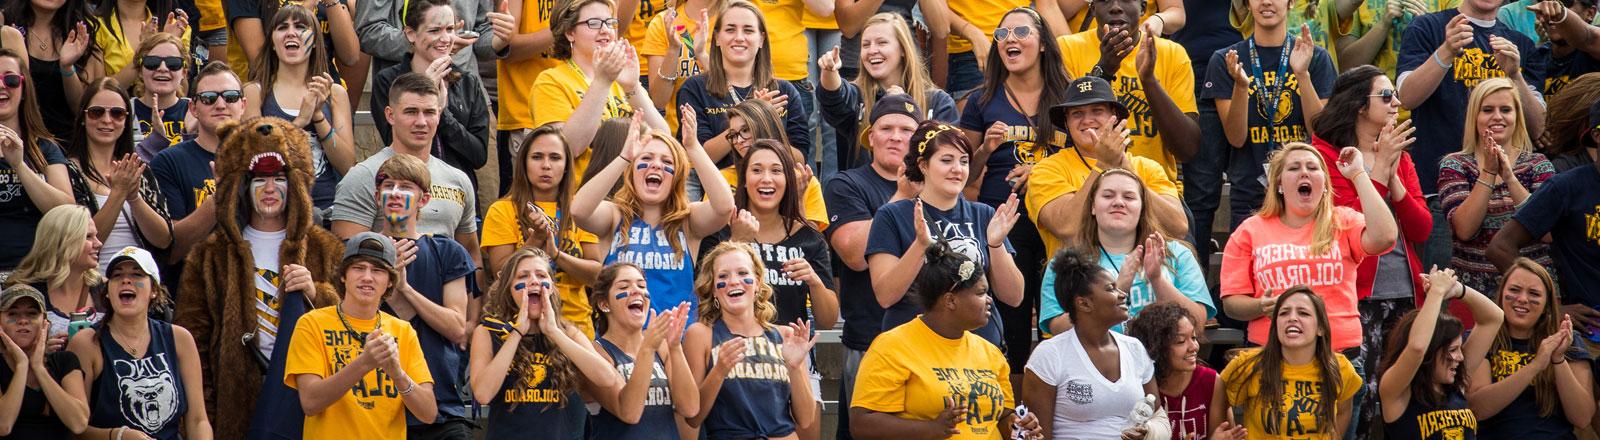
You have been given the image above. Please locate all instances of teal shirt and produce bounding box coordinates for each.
[1038,241,1215,335]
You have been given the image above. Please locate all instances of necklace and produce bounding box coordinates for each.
[335,302,381,341]
[111,323,147,358]
[1247,35,1293,147]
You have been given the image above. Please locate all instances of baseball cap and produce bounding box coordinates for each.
[1048,76,1130,131]
[869,93,924,126]
[0,285,45,311]
[343,232,398,267]
[107,246,162,285]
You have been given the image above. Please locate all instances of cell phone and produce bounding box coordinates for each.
[458,30,480,39]
[67,312,93,339]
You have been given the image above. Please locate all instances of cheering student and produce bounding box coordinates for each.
[639,0,709,131]
[682,242,817,440]
[849,241,1041,440]
[1470,258,1595,439]
[91,0,188,86]
[0,284,91,438]
[1523,0,1600,98]
[1203,0,1336,227]
[866,121,1025,349]
[493,0,564,196]
[1127,302,1248,440]
[6,0,98,140]
[534,0,671,165]
[284,233,437,438]
[571,112,735,320]
[0,49,74,272]
[243,5,356,209]
[818,12,959,169]
[150,62,247,260]
[1377,268,1500,440]
[175,117,343,440]
[6,205,104,352]
[61,78,173,271]
[1211,286,1362,439]
[468,249,623,440]
[368,0,492,187]
[368,155,477,438]
[821,94,922,440]
[677,0,811,159]
[70,246,211,439]
[1024,248,1164,439]
[1439,77,1554,294]
[587,262,699,439]
[130,33,193,161]
[688,99,829,228]
[483,124,605,337]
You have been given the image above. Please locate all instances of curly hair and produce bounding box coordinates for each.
[693,241,776,327]
[1126,302,1201,383]
[1048,247,1104,324]
[480,249,582,404]
[911,239,985,310]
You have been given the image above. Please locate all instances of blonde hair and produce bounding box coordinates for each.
[1257,142,1337,255]
[1461,77,1534,158]
[612,131,695,258]
[133,32,190,97]
[693,242,776,327]
[377,153,433,191]
[8,205,104,290]
[854,13,934,131]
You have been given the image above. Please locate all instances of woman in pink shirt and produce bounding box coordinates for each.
[1219,142,1397,354]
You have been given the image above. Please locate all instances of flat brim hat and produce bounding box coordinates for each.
[107,246,162,285]
[1048,76,1129,131]
[0,285,45,311]
[343,232,398,268]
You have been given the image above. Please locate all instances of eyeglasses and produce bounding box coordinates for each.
[993,25,1034,42]
[725,129,751,144]
[195,90,245,105]
[141,56,185,71]
[85,106,128,120]
[0,73,23,89]
[579,18,620,30]
[1368,89,1396,104]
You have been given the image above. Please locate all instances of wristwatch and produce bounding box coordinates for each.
[1089,64,1113,80]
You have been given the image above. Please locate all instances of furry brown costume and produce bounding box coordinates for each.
[174,117,343,440]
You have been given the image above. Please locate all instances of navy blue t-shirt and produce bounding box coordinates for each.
[1479,335,1592,440]
[1398,10,1544,194]
[133,98,190,148]
[380,235,474,424]
[823,166,898,351]
[1513,164,1600,308]
[1172,0,1243,81]
[958,84,1067,207]
[1201,37,1336,219]
[865,197,1010,348]
[0,139,70,270]
[676,75,812,158]
[1534,45,1600,98]
[149,139,217,221]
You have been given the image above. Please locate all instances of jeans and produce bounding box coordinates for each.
[1423,195,1454,272]
[408,418,475,440]
[836,347,866,440]
[1185,99,1229,270]
[807,29,843,183]
[497,128,533,197]
[946,51,984,101]
[1341,347,1367,440]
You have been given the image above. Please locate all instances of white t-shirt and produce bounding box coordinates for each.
[244,226,285,358]
[93,194,140,273]
[1025,328,1155,440]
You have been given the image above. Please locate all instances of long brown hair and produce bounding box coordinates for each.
[727,99,790,151]
[248,5,331,86]
[504,124,579,261]
[1382,308,1468,409]
[1490,258,1564,417]
[693,242,776,327]
[1067,169,1178,272]
[0,49,54,172]
[1540,73,1600,154]
[734,139,807,235]
[1230,286,1344,433]
[588,262,643,337]
[705,1,777,99]
[611,131,695,258]
[1257,142,1337,254]
[581,118,632,192]
[481,249,582,402]
[66,78,137,188]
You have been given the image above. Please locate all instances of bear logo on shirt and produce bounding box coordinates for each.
[1064,379,1094,404]
[114,354,181,433]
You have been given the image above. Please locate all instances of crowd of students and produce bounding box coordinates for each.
[3,0,1600,438]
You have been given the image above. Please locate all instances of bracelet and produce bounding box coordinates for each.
[115,427,127,440]
[58,64,77,77]
[657,65,682,81]
[1475,178,1495,188]
[1553,356,1568,365]
[988,243,1003,249]
[397,378,416,395]
[1150,14,1167,34]
[319,126,337,143]
[1431,51,1452,69]
[1551,10,1570,25]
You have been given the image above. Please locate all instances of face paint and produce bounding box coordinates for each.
[251,178,289,214]
[381,189,417,225]
[541,281,553,291]
[614,291,629,300]
[635,161,650,170]
[132,280,146,289]
[514,282,527,292]
[716,281,726,289]
[662,165,676,175]
[743,277,755,286]
[301,28,315,48]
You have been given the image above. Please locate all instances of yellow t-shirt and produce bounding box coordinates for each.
[197,0,226,31]
[480,199,602,338]
[802,7,838,30]
[95,10,193,77]
[1064,0,1159,36]
[947,0,1030,54]
[1056,30,1194,190]
[623,0,669,75]
[718,167,831,230]
[853,317,1014,440]
[1024,149,1180,258]
[1220,349,1361,440]
[532,61,636,178]
[498,0,563,130]
[640,8,704,135]
[752,0,810,81]
[285,307,434,439]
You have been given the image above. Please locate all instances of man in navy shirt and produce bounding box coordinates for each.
[150,61,246,262]
[1526,0,1600,98]
[823,93,921,440]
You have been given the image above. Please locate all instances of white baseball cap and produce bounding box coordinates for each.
[107,246,162,285]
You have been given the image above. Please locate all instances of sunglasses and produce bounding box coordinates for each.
[993,25,1034,42]
[141,56,185,71]
[580,18,619,30]
[85,106,128,120]
[1,73,23,89]
[1369,89,1396,104]
[195,90,244,105]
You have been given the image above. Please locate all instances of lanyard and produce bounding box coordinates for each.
[1248,35,1292,148]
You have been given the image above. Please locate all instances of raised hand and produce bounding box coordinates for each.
[1536,316,1573,368]
[424,55,453,104]
[1529,1,1569,24]
[512,281,533,334]
[148,92,171,141]
[1289,24,1314,74]
[1135,28,1156,81]
[452,20,478,53]
[107,154,147,198]
[1225,49,1251,88]
[1424,266,1460,302]
[1385,0,1404,20]
[659,302,690,352]
[782,257,822,286]
[779,320,815,369]
[163,10,189,38]
[536,283,561,335]
[753,88,789,113]
[730,209,761,242]
[818,46,841,72]
[595,42,628,83]
[677,104,698,148]
[621,111,645,161]
[982,122,1008,155]
[1088,119,1132,168]
[616,42,643,91]
[1441,14,1474,59]
[712,337,748,374]
[912,199,934,247]
[1336,146,1369,181]
[299,74,333,123]
[1374,119,1416,166]
[393,238,419,275]
[1097,24,1136,72]
[489,0,515,51]
[1118,244,1144,288]
[1489,35,1522,77]
[986,193,1020,245]
[361,327,397,373]
[60,21,90,68]
[642,308,674,349]
[1141,232,1166,282]
[1259,290,1279,317]
[0,332,26,371]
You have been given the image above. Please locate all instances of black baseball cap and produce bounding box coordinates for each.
[869,93,924,126]
[1048,76,1129,131]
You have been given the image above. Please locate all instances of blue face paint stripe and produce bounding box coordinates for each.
[514,282,526,291]
[662,166,676,175]
[635,162,650,170]
[715,281,726,289]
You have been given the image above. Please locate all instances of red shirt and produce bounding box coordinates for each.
[1163,365,1217,440]
[1310,137,1441,315]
